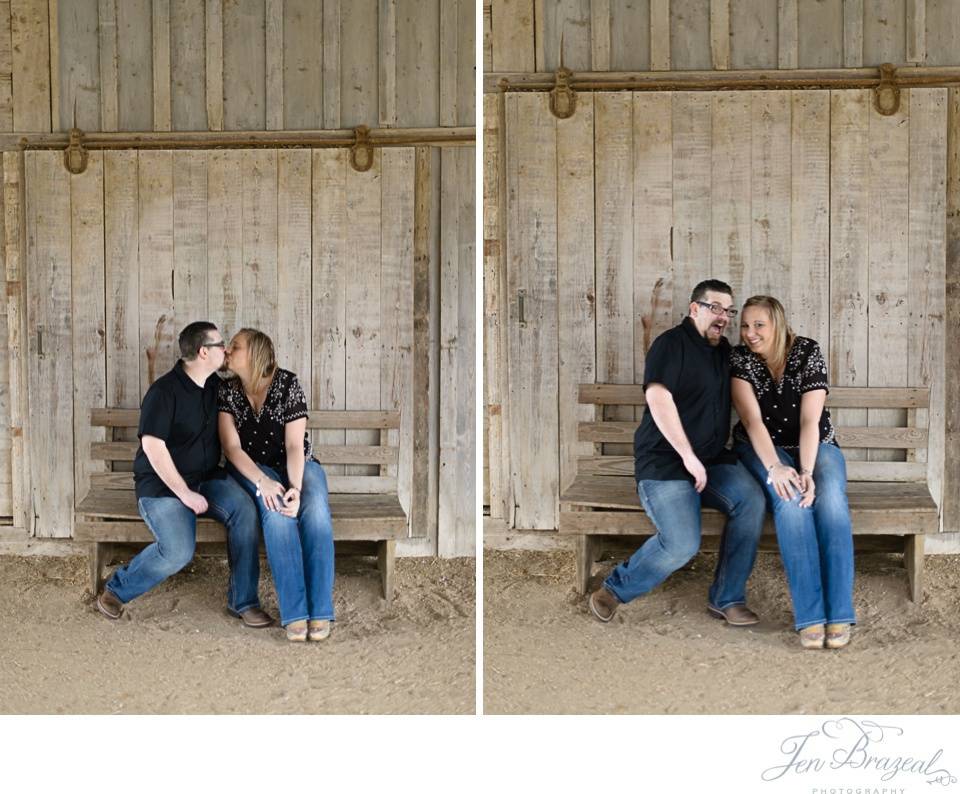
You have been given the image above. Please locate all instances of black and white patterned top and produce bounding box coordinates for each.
[730,336,837,449]
[217,368,312,474]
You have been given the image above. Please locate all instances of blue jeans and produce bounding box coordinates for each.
[106,474,262,613]
[604,461,766,608]
[227,459,336,626]
[735,441,856,630]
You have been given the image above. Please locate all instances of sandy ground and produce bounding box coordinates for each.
[0,553,474,714]
[484,549,960,714]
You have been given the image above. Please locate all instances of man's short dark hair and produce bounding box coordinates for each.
[690,279,733,304]
[179,321,219,361]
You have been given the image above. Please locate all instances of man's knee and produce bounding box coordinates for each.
[661,534,700,568]
[159,537,195,573]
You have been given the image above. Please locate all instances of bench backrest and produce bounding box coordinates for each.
[89,408,401,494]
[577,384,930,483]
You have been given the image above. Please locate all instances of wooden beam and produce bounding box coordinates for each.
[411,146,431,536]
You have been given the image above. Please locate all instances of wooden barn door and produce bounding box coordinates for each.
[24,147,416,538]
[499,88,947,532]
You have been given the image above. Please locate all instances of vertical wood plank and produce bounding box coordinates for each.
[710,91,750,320]
[610,0,650,71]
[778,0,799,68]
[344,149,381,474]
[944,87,960,532]
[223,0,265,130]
[205,0,223,131]
[340,0,377,127]
[380,147,414,521]
[491,0,535,71]
[506,92,558,530]
[11,0,52,131]
[649,0,670,70]
[867,87,910,461]
[265,0,282,130]
[97,0,118,131]
[534,0,544,71]
[170,0,207,130]
[47,0,58,132]
[670,0,710,69]
[104,150,140,425]
[57,0,100,131]
[282,0,322,130]
[591,0,611,70]
[70,151,106,504]
[0,154,10,515]
[312,149,347,475]
[412,147,431,533]
[440,0,458,126]
[456,0,474,127]
[730,0,777,69]
[0,3,13,131]
[863,0,905,65]
[842,0,863,66]
[116,0,152,131]
[137,150,175,393]
[396,0,439,127]
[906,0,925,63]
[25,151,72,536]
[798,0,843,68]
[924,0,960,66]
[830,90,869,461]
[206,149,242,339]
[152,0,171,131]
[557,94,595,494]
[710,0,730,70]
[789,92,830,344]
[172,151,207,326]
[322,0,340,128]
[241,149,278,339]
[907,89,946,510]
[379,0,397,127]
[541,0,591,71]
[483,0,492,72]
[276,149,311,401]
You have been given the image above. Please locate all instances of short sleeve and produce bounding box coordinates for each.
[282,372,309,424]
[730,346,751,381]
[643,332,683,395]
[217,379,237,417]
[138,383,174,441]
[799,340,830,394]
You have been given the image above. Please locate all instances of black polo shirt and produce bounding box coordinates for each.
[634,317,737,482]
[133,360,224,499]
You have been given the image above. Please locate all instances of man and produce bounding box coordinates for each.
[589,280,766,625]
[96,321,273,628]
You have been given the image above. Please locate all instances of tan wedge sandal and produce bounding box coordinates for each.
[308,619,331,641]
[285,619,308,642]
[825,623,851,649]
[799,624,825,650]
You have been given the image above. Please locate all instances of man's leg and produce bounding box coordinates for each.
[702,459,766,616]
[104,497,197,606]
[602,479,702,605]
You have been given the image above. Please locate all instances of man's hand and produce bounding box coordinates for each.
[180,491,209,515]
[682,453,707,493]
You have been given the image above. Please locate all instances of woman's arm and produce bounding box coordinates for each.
[796,389,827,507]
[279,417,308,517]
[218,411,286,510]
[731,377,801,501]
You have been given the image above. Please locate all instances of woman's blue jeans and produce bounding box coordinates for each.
[735,441,856,630]
[227,459,336,626]
[603,461,766,608]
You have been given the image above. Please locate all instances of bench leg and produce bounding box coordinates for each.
[378,539,396,602]
[575,535,598,596]
[904,535,925,603]
[88,541,112,594]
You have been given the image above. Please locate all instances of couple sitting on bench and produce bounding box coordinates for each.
[588,279,855,651]
[95,321,335,643]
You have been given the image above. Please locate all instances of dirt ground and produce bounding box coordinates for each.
[484,549,960,714]
[0,552,474,714]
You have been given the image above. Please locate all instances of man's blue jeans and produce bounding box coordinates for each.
[604,461,766,608]
[105,473,262,613]
[735,441,856,630]
[227,459,336,627]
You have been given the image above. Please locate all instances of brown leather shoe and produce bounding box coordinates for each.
[96,588,123,620]
[238,606,275,628]
[707,603,760,626]
[589,586,620,623]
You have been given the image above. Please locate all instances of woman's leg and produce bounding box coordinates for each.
[298,460,336,621]
[226,462,308,626]
[735,442,826,630]
[809,443,856,626]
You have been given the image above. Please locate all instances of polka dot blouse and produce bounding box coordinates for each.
[218,368,312,474]
[730,336,837,449]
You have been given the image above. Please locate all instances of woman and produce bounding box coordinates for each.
[730,296,855,650]
[218,328,335,642]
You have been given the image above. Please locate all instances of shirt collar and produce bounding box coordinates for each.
[173,359,209,391]
[681,316,730,352]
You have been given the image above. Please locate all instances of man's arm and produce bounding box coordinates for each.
[141,435,207,514]
[645,383,707,492]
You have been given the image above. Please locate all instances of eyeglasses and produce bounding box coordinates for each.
[695,301,738,319]
[203,341,226,349]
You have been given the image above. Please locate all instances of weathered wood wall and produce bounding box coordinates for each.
[0,0,475,558]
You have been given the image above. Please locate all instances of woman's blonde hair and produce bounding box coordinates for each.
[741,295,795,376]
[235,327,277,394]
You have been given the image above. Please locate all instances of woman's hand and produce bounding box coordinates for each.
[257,477,287,511]
[279,487,301,518]
[797,472,816,508]
[767,461,803,502]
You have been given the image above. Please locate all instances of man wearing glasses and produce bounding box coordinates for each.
[96,321,274,629]
[590,280,767,627]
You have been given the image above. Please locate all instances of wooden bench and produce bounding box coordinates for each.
[75,408,408,601]
[559,384,939,602]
